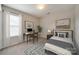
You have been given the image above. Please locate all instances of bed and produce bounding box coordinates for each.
[44,30,76,55]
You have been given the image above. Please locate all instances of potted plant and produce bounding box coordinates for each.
[37,26,42,33]
[37,26,42,37]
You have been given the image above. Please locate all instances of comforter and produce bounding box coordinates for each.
[44,36,74,55]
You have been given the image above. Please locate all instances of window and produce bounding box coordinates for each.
[9,13,21,37]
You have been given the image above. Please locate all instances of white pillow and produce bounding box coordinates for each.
[58,32,66,38]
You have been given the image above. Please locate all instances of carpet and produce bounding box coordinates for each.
[24,40,48,55]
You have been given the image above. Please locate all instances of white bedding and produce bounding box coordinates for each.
[44,43,72,55]
[44,36,73,55]
[50,36,73,44]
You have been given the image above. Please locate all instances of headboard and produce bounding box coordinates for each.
[54,30,73,40]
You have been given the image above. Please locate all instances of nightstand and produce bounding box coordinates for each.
[47,34,53,40]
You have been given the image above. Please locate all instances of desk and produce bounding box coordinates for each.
[23,32,38,43]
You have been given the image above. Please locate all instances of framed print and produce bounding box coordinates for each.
[25,21,34,29]
[56,18,71,29]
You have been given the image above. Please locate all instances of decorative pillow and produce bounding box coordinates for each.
[58,33,65,38]
[58,32,69,38]
[54,31,69,38]
[55,32,58,36]
[66,32,69,38]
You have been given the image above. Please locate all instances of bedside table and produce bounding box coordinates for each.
[47,34,53,40]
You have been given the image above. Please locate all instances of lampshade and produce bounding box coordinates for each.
[48,29,51,33]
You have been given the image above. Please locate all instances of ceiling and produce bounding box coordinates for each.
[4,4,74,18]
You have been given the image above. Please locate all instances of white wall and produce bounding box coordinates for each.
[22,13,39,41]
[0,4,2,49]
[22,14,39,33]
[75,5,79,53]
[40,9,75,38]
[2,5,39,47]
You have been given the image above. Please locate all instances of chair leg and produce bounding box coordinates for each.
[27,36,28,44]
[33,38,34,44]
[37,37,38,42]
[23,34,25,42]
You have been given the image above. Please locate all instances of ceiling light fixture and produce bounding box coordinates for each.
[36,4,46,10]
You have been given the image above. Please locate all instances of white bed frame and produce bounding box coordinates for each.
[44,30,77,55]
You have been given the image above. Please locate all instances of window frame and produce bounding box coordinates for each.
[8,12,21,37]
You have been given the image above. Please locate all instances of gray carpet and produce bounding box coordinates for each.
[24,39,48,55]
[24,44,47,55]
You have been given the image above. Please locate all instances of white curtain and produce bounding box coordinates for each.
[3,11,22,47]
[3,11,10,47]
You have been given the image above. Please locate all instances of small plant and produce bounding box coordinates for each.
[37,26,42,33]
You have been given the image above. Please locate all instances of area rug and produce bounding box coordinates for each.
[24,42,47,55]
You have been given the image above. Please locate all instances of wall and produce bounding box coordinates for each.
[2,5,39,48]
[22,13,39,41]
[22,14,39,33]
[40,9,75,38]
[0,4,2,49]
[75,5,79,53]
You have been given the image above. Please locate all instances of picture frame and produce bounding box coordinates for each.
[56,18,71,29]
[25,21,34,29]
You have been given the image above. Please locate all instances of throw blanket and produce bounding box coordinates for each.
[47,39,73,51]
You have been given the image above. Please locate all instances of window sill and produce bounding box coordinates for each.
[10,36,19,38]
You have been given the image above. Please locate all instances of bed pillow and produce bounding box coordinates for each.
[54,32,69,38]
[66,32,69,38]
[55,32,58,36]
[58,33,65,38]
